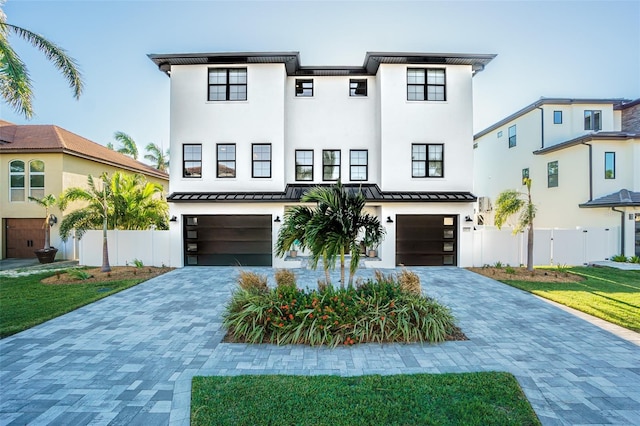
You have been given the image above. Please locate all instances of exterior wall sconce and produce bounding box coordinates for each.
[465,215,473,222]
[169,216,178,222]
[386,216,393,223]
[274,216,281,222]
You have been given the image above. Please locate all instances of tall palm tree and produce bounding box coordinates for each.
[144,143,169,172]
[0,5,83,118]
[113,131,139,160]
[27,193,57,251]
[494,177,537,271]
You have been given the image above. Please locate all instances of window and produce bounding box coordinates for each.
[548,161,559,188]
[29,160,45,199]
[252,144,271,178]
[349,79,367,96]
[217,144,236,178]
[407,68,446,101]
[9,160,25,201]
[183,144,202,178]
[412,144,444,178]
[553,110,563,124]
[322,150,340,181]
[208,68,247,101]
[295,150,313,181]
[349,150,368,181]
[584,110,602,131]
[508,125,516,148]
[605,152,615,179]
[295,79,313,97]
[522,168,529,185]
[497,131,503,138]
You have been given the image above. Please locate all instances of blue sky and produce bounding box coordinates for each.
[2,0,639,160]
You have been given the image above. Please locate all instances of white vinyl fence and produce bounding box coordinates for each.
[472,227,619,267]
[78,229,170,267]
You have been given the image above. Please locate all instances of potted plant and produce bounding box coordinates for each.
[289,240,299,258]
[28,194,59,264]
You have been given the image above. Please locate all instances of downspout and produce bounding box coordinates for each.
[611,207,625,255]
[536,107,544,149]
[582,142,593,201]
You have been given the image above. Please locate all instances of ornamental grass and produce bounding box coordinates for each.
[224,272,457,347]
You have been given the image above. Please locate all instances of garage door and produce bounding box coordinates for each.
[5,218,45,258]
[183,215,272,266]
[396,215,457,266]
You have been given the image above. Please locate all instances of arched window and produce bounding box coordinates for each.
[9,160,25,202]
[29,160,45,199]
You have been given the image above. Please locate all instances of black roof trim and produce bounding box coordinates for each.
[579,189,640,208]
[167,184,476,203]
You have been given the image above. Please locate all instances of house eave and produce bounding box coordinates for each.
[533,132,639,155]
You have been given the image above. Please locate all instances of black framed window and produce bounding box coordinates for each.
[412,144,444,178]
[183,144,202,178]
[295,150,313,181]
[349,79,367,96]
[295,79,313,97]
[217,144,236,178]
[208,68,247,101]
[9,160,25,202]
[252,144,271,178]
[548,161,559,188]
[605,152,615,179]
[508,125,517,148]
[553,111,563,124]
[584,110,602,131]
[522,168,529,185]
[407,68,446,101]
[349,150,368,181]
[322,150,341,181]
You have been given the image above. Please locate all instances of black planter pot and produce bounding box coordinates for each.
[34,248,58,264]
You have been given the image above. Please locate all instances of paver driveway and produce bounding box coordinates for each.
[1,267,639,425]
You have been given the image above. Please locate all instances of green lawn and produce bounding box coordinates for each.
[502,266,640,332]
[0,271,147,338]
[191,373,540,426]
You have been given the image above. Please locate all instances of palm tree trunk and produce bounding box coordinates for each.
[323,252,331,286]
[527,223,534,272]
[340,246,345,288]
[44,215,51,250]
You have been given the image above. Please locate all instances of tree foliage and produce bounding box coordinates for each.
[144,142,169,172]
[113,131,139,160]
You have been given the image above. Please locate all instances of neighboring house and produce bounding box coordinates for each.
[474,98,640,258]
[148,51,495,268]
[0,120,169,260]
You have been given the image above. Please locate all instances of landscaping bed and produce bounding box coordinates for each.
[41,266,173,285]
[468,266,584,283]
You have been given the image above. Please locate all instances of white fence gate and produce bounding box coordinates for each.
[78,229,170,267]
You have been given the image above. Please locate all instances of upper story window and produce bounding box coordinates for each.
[208,68,247,101]
[407,68,446,101]
[522,168,529,185]
[295,150,313,181]
[295,79,313,97]
[183,144,202,178]
[217,144,236,178]
[548,161,559,188]
[605,152,615,179]
[29,160,45,199]
[508,125,517,148]
[349,150,368,181]
[553,111,563,124]
[584,110,601,131]
[322,150,340,181]
[252,144,271,178]
[412,144,444,178]
[349,79,367,97]
[9,160,25,202]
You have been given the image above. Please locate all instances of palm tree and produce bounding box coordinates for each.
[276,181,385,287]
[113,131,139,160]
[59,173,112,272]
[0,5,83,118]
[494,177,537,271]
[144,143,169,172]
[27,193,57,251]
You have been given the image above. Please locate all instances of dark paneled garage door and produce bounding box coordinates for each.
[396,215,457,266]
[5,218,44,258]
[183,215,272,266]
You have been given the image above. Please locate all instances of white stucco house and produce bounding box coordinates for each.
[149,51,495,268]
[474,98,640,259]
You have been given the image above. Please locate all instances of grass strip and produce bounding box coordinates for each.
[503,266,640,332]
[0,271,146,338]
[191,372,540,426]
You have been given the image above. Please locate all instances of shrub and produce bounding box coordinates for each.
[237,271,268,292]
[274,269,296,288]
[493,261,504,269]
[396,269,421,295]
[505,266,516,275]
[68,269,92,281]
[132,259,144,268]
[610,254,628,263]
[629,255,640,264]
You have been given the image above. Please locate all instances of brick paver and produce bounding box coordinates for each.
[1,267,638,425]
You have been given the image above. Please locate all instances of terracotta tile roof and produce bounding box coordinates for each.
[0,120,168,180]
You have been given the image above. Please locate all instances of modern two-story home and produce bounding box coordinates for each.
[149,51,495,268]
[0,120,169,260]
[474,98,640,258]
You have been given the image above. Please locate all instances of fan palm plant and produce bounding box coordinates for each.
[144,142,169,172]
[27,193,57,251]
[0,5,83,118]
